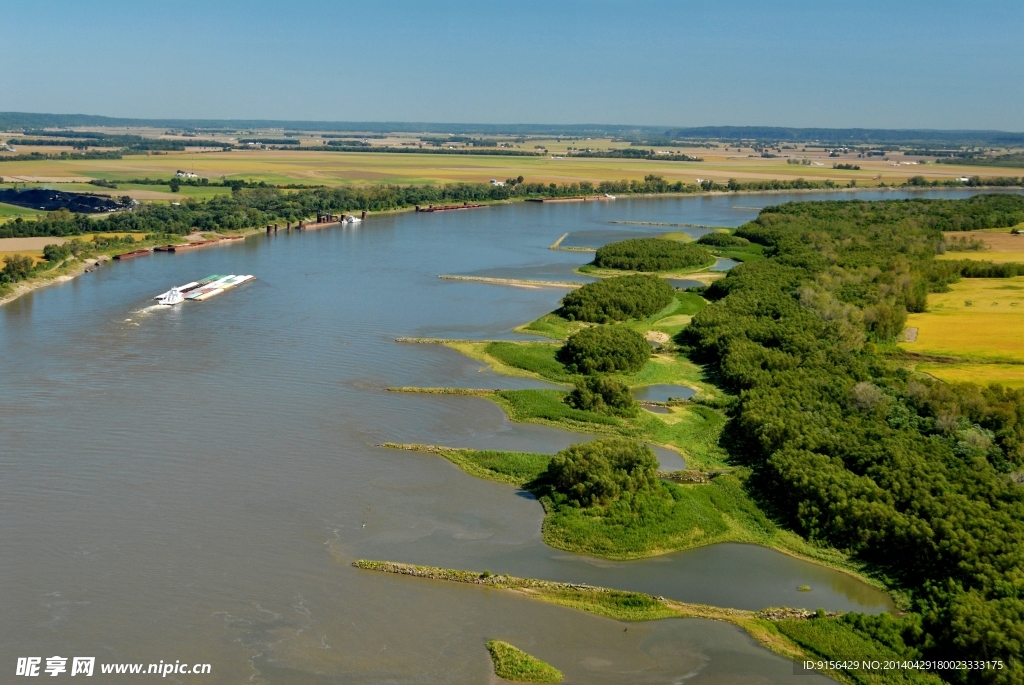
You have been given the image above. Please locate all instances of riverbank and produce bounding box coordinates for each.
[0,225,265,307]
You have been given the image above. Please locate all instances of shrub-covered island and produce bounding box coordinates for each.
[558,274,675,322]
[592,237,714,272]
[557,326,650,374]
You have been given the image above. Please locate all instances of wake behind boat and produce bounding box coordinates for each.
[153,274,255,305]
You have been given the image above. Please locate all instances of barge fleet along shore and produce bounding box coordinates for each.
[154,274,254,305]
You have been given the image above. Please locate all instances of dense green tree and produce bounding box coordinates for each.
[542,438,660,507]
[559,274,674,322]
[558,326,649,374]
[593,238,713,272]
[564,376,638,417]
[2,254,34,282]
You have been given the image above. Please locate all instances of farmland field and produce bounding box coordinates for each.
[901,277,1024,366]
[0,201,45,222]
[937,229,1024,262]
[917,362,1024,388]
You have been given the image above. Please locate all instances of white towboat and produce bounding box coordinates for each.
[157,287,185,305]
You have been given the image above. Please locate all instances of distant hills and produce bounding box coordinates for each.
[1,112,1021,146]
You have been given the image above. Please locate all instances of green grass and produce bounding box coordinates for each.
[477,341,718,397]
[541,474,782,559]
[493,389,622,430]
[406,446,551,486]
[672,291,708,315]
[488,388,728,467]
[530,587,679,621]
[643,404,729,466]
[115,183,232,200]
[485,342,575,382]
[516,312,590,340]
[517,291,707,341]
[486,641,562,683]
[774,619,943,685]
[708,243,765,263]
[0,201,45,219]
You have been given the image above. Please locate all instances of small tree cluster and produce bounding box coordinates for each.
[564,376,638,417]
[543,438,660,507]
[558,326,649,374]
[1,254,34,283]
[593,238,713,272]
[559,274,674,323]
[696,232,749,247]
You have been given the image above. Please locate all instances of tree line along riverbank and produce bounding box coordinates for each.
[389,193,1024,685]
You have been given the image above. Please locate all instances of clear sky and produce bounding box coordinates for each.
[2,0,1021,130]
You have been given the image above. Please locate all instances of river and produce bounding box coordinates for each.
[1,189,1004,683]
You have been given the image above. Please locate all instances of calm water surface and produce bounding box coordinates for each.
[5,190,1000,683]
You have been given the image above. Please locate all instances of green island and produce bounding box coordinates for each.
[391,193,1024,684]
[485,640,563,683]
[354,560,941,685]
[380,440,852,565]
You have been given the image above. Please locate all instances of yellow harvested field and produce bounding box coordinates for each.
[0,237,69,250]
[900,277,1024,361]
[936,251,1024,263]
[0,250,45,264]
[937,230,1024,263]
[917,363,1024,388]
[943,231,1024,251]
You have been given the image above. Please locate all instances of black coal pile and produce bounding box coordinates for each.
[0,188,125,213]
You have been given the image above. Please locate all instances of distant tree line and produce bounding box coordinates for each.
[6,133,226,151]
[300,144,542,157]
[566,148,704,162]
[3,179,1023,242]
[907,175,1024,189]
[238,138,300,145]
[0,150,124,162]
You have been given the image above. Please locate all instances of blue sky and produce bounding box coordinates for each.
[2,1,1021,130]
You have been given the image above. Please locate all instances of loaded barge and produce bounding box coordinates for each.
[526,194,616,203]
[113,248,151,260]
[153,274,255,305]
[414,202,486,213]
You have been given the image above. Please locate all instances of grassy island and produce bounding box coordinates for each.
[486,641,562,683]
[380,441,858,566]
